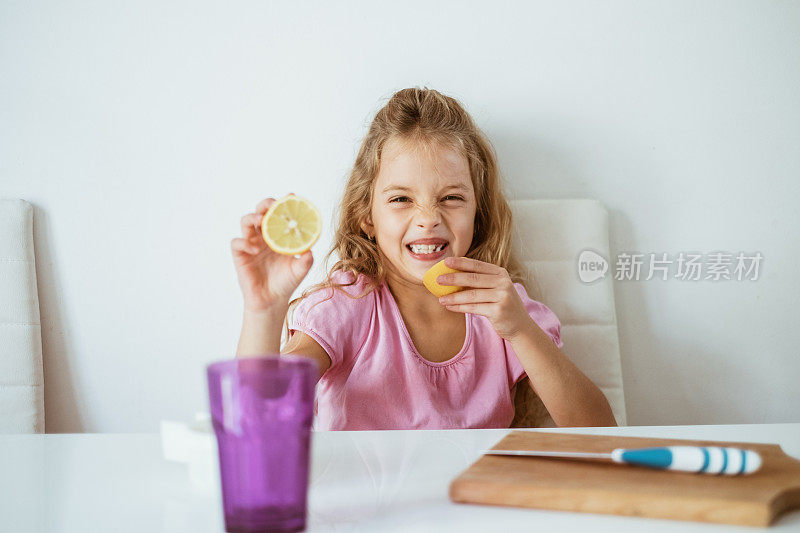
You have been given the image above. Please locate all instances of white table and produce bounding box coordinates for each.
[2,424,799,532]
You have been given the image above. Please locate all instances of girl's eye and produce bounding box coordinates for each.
[388,195,464,203]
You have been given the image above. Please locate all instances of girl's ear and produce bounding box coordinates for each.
[360,215,374,238]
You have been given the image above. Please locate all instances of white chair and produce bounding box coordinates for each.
[0,199,45,433]
[509,199,627,427]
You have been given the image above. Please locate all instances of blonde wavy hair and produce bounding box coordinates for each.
[282,87,532,342]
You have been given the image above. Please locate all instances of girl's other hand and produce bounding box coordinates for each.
[434,256,530,341]
[231,196,314,312]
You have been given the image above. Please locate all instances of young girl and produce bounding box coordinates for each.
[231,87,616,430]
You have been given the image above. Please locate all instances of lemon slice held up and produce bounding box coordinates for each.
[261,195,322,255]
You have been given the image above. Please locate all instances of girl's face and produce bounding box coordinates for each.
[362,137,477,285]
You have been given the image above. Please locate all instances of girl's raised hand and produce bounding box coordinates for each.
[434,256,531,342]
[230,197,314,313]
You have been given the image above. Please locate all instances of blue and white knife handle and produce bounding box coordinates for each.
[610,446,762,474]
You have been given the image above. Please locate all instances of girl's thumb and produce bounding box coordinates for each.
[292,250,314,276]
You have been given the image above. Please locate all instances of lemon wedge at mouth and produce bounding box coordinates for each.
[261,195,322,255]
[423,259,465,297]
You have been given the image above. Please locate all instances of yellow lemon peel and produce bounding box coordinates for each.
[423,259,464,297]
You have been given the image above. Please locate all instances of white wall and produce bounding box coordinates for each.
[1,0,798,432]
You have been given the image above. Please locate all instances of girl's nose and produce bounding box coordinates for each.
[414,204,442,228]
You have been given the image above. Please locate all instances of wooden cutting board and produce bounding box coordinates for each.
[449,431,800,526]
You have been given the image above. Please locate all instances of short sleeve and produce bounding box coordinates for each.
[504,283,564,387]
[287,271,375,373]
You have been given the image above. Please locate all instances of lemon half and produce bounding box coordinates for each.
[261,195,322,255]
[423,259,464,297]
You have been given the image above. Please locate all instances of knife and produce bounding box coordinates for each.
[484,446,762,475]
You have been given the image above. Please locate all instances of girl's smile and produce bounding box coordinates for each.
[405,238,449,262]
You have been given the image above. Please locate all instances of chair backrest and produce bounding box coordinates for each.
[509,199,627,426]
[0,199,44,433]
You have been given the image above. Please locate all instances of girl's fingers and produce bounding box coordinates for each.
[240,212,265,238]
[436,271,497,289]
[444,256,505,275]
[255,197,276,215]
[443,302,486,315]
[231,237,261,255]
[439,288,502,306]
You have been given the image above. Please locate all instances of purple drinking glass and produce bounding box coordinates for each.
[207,355,317,532]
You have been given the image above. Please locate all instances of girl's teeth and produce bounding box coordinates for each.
[409,244,445,254]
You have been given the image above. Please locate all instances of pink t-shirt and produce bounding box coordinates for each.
[288,270,563,431]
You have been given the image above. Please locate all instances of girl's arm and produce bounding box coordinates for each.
[508,320,617,427]
[280,330,332,381]
[236,306,332,381]
[433,256,617,427]
[231,195,315,355]
[236,306,288,357]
